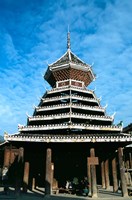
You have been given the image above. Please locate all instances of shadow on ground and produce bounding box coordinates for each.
[0,187,130,200]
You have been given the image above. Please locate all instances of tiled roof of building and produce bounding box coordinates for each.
[49,49,89,68]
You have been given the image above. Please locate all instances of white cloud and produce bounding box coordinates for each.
[0,0,131,135]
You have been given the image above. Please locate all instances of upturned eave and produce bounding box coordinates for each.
[35,103,105,113]
[4,133,132,143]
[28,113,113,122]
[18,123,122,132]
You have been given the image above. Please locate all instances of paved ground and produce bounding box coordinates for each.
[0,186,131,200]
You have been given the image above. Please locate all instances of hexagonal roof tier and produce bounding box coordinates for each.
[44,33,95,88]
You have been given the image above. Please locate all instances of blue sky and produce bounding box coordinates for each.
[0,0,132,135]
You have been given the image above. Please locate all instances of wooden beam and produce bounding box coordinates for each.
[88,157,99,165]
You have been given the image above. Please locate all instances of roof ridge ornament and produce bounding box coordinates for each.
[111,112,116,119]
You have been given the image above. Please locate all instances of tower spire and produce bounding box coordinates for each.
[67,25,71,50]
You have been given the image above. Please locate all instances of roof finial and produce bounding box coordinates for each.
[67,25,71,50]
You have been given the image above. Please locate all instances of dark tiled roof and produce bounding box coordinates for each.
[49,50,88,68]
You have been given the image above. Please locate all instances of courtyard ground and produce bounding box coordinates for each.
[0,186,131,200]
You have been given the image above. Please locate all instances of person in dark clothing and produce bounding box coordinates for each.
[72,177,79,194]
[80,177,89,196]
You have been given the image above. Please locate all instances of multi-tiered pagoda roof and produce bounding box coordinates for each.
[4,32,131,143]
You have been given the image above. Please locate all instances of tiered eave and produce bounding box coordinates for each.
[4,33,131,144]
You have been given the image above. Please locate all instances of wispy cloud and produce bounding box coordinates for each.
[0,0,131,135]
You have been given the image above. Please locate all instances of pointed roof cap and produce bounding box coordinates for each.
[49,31,90,68]
[67,29,71,50]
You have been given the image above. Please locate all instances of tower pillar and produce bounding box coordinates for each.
[2,147,10,194]
[101,161,106,189]
[104,159,110,189]
[45,148,52,195]
[90,148,98,198]
[23,162,30,193]
[15,147,24,196]
[87,161,91,196]
[3,147,10,167]
[112,157,118,192]
[118,147,128,197]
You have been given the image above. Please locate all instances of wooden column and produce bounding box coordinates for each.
[118,147,128,197]
[90,148,98,198]
[3,147,11,194]
[32,178,36,190]
[87,163,91,196]
[23,162,30,193]
[101,161,105,189]
[124,151,130,170]
[3,147,10,167]
[10,149,16,165]
[125,160,130,170]
[129,152,132,169]
[45,148,52,195]
[104,159,110,189]
[15,147,24,195]
[51,162,54,193]
[18,147,24,162]
[112,157,118,192]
